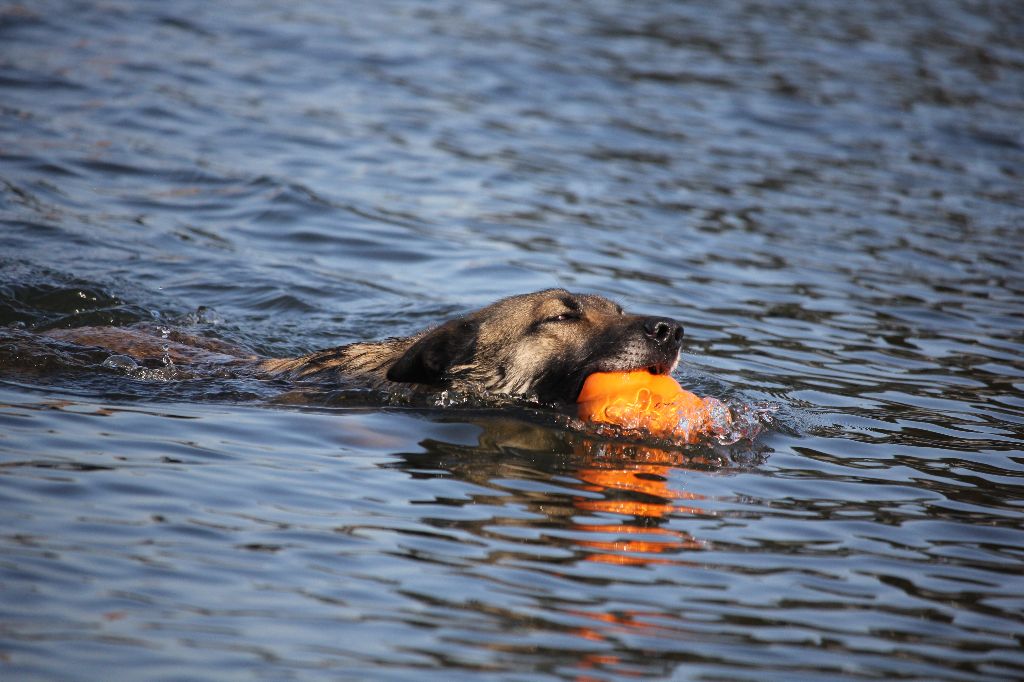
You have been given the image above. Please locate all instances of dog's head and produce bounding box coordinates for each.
[386,289,683,405]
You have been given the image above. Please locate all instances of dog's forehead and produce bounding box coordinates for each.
[467,291,621,339]
[547,290,621,315]
[572,292,621,312]
[484,289,618,317]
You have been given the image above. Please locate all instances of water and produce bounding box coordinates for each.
[2,0,1023,679]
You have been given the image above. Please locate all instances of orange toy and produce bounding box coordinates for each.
[577,371,731,443]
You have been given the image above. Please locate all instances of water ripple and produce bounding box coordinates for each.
[2,0,1024,679]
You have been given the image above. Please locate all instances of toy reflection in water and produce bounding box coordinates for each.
[388,412,770,567]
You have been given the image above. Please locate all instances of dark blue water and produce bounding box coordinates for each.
[2,1,1023,679]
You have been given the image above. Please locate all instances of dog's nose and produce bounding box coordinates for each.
[643,317,683,345]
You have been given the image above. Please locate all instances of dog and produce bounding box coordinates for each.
[260,289,683,405]
[41,289,684,406]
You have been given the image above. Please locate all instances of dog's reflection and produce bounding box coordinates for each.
[385,413,759,567]
[379,412,770,678]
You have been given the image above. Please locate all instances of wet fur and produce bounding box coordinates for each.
[44,289,684,405]
[259,289,683,404]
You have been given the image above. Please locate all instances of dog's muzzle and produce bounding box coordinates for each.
[642,317,683,373]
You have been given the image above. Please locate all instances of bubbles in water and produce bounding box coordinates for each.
[101,354,139,371]
[99,352,184,381]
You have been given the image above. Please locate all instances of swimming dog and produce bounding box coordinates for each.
[43,289,684,405]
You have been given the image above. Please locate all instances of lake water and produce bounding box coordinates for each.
[2,0,1023,679]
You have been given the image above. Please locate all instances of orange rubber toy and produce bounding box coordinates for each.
[577,371,731,443]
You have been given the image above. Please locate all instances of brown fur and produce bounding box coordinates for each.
[43,289,684,405]
[258,289,683,404]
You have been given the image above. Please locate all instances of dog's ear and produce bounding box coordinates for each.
[386,318,478,386]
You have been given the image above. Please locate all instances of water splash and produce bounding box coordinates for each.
[99,348,187,382]
[177,305,225,326]
[100,354,138,372]
[583,398,779,447]
[159,326,172,367]
[717,399,779,445]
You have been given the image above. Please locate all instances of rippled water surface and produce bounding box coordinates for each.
[2,1,1023,679]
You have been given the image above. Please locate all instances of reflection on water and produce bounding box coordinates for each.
[2,0,1024,678]
[572,463,708,565]
[391,415,736,568]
